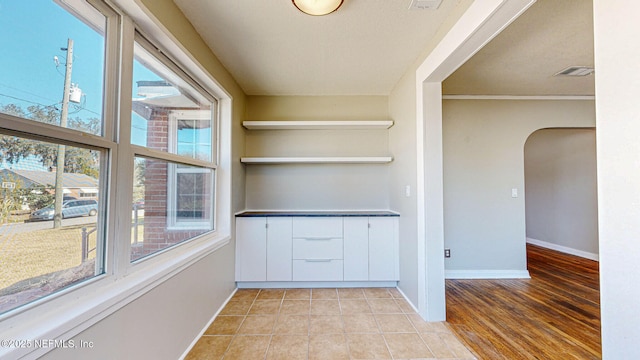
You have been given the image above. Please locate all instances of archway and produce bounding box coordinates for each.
[524,128,598,260]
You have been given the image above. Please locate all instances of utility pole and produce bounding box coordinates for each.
[53,38,73,229]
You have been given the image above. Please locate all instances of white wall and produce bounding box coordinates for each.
[442,100,595,276]
[524,128,598,258]
[593,0,640,357]
[244,96,391,210]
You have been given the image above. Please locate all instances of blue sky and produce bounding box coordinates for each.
[0,0,162,168]
[0,0,105,120]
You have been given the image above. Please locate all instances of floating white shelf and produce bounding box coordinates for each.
[243,120,394,130]
[240,157,393,164]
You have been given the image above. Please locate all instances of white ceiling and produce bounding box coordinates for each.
[443,0,594,96]
[174,0,594,97]
[173,0,464,96]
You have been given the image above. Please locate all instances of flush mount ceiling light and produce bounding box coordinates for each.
[292,0,344,16]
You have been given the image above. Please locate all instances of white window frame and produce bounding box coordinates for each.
[167,109,216,230]
[0,0,232,358]
[131,34,219,245]
[169,109,216,162]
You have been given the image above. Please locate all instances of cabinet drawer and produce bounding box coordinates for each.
[293,238,343,259]
[293,260,343,281]
[292,217,342,238]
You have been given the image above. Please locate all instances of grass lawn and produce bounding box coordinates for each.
[0,213,146,291]
[0,224,98,289]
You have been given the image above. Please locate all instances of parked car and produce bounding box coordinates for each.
[29,199,98,221]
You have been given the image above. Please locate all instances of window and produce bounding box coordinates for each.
[0,0,108,315]
[129,37,217,261]
[131,157,214,261]
[0,1,105,136]
[168,110,215,229]
[0,1,229,356]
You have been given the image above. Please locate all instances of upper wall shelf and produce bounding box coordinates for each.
[240,157,393,164]
[242,120,394,130]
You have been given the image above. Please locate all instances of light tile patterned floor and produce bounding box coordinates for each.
[186,288,476,360]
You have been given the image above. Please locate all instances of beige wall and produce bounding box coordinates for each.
[524,128,598,257]
[244,96,392,210]
[442,100,595,274]
[388,71,420,303]
[45,249,236,360]
[387,0,473,308]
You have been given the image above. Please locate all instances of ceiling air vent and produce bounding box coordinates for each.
[409,0,443,10]
[554,66,594,77]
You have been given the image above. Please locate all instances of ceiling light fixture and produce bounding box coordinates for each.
[292,0,344,16]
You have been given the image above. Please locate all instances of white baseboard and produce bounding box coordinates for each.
[237,281,398,289]
[527,237,599,261]
[395,286,420,314]
[179,288,237,360]
[445,269,531,279]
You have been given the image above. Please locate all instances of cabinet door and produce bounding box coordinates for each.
[369,217,399,281]
[343,217,369,281]
[266,217,293,281]
[236,217,267,281]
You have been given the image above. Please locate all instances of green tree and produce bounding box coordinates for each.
[24,186,55,210]
[132,157,146,203]
[0,175,25,224]
[0,104,100,177]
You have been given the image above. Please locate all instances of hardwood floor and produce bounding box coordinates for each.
[446,244,601,359]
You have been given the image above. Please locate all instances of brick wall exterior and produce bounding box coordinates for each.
[131,107,210,260]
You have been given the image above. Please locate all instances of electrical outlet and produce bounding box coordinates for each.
[444,248,451,258]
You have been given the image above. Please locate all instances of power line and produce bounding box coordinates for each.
[0,82,58,104]
[0,92,101,118]
[0,93,57,109]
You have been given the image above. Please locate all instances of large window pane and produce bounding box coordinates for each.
[0,135,104,314]
[131,156,214,262]
[131,43,214,162]
[0,0,106,136]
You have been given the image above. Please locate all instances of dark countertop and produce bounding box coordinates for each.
[236,210,400,217]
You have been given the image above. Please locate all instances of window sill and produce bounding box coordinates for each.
[0,232,230,360]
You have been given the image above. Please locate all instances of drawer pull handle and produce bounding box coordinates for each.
[304,259,332,262]
[303,237,334,241]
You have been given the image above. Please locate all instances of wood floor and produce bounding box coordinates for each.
[446,244,601,359]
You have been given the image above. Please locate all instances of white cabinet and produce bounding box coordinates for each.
[235,217,293,282]
[343,217,369,281]
[266,217,293,281]
[236,213,398,284]
[368,217,399,281]
[292,217,342,238]
[292,217,344,281]
[235,217,267,281]
[293,260,344,281]
[343,217,399,281]
[293,238,343,259]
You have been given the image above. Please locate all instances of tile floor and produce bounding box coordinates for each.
[185,287,476,360]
